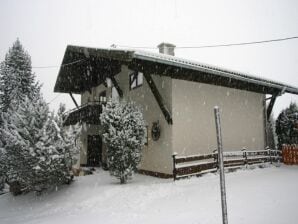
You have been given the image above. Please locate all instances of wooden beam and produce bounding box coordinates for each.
[129,59,281,95]
[70,92,79,109]
[110,76,123,98]
[267,93,278,120]
[143,72,173,124]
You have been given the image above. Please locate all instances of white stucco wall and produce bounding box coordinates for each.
[78,66,266,175]
[80,85,108,165]
[79,66,173,174]
[172,79,266,156]
[113,66,173,175]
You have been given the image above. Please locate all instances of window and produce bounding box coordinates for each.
[129,71,143,90]
[99,91,106,103]
[144,125,148,146]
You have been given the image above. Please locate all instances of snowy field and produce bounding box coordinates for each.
[0,165,298,224]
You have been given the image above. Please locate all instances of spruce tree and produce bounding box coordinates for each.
[55,104,81,169]
[0,39,40,112]
[276,102,298,149]
[0,96,77,194]
[100,100,146,184]
[266,114,277,149]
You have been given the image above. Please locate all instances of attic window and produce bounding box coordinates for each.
[129,71,143,90]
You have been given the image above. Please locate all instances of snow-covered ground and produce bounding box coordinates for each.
[0,165,298,224]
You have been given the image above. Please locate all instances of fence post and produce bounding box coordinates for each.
[267,147,272,164]
[214,106,228,224]
[242,147,247,166]
[172,153,177,181]
[213,149,219,170]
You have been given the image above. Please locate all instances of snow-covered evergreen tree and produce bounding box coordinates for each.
[55,104,81,168]
[0,146,5,192]
[0,39,40,112]
[276,102,298,149]
[266,114,277,149]
[100,100,146,184]
[0,95,77,194]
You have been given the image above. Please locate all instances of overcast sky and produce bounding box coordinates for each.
[0,0,298,117]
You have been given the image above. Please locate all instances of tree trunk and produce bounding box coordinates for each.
[9,181,22,196]
[120,174,127,184]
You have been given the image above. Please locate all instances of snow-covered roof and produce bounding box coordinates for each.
[132,49,298,95]
[54,45,298,95]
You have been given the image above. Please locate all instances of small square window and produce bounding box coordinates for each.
[129,71,143,90]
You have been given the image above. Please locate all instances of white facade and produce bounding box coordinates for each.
[79,65,266,176]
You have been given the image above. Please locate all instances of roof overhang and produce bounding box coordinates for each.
[54,45,134,94]
[54,45,298,96]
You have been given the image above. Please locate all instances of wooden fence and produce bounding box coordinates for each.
[172,149,281,180]
[282,144,298,165]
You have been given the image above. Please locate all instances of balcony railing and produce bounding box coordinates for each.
[63,101,104,126]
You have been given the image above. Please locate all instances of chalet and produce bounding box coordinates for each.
[54,43,298,178]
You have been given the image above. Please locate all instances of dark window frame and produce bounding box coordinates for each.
[129,71,143,90]
[145,125,149,146]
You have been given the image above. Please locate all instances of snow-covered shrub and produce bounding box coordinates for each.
[100,99,146,184]
[0,96,80,194]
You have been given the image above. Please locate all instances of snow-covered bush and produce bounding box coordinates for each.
[100,99,146,184]
[0,96,80,194]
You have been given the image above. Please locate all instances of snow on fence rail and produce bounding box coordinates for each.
[282,144,298,165]
[172,149,281,180]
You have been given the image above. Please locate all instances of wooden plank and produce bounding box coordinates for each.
[175,153,216,163]
[267,93,278,120]
[110,75,123,98]
[176,162,217,176]
[69,92,79,109]
[143,72,173,124]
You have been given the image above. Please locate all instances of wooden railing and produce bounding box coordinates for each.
[63,101,104,126]
[172,149,281,180]
[282,144,298,165]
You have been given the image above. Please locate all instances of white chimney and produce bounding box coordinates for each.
[157,42,176,56]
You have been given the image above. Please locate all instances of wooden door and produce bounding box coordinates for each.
[87,135,102,167]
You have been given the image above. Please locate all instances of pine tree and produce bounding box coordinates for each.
[0,96,77,194]
[0,39,40,112]
[100,100,146,184]
[276,102,298,149]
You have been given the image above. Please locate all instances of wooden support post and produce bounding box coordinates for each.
[110,76,123,98]
[172,153,177,181]
[69,92,79,109]
[266,93,278,121]
[214,106,228,224]
[143,73,173,124]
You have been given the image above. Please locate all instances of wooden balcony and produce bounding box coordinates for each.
[63,102,104,126]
